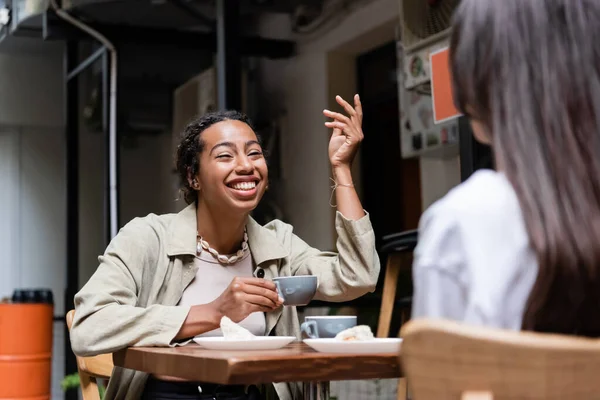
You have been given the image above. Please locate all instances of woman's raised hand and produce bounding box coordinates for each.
[323,94,364,169]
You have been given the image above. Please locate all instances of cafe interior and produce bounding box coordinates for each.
[3,0,593,399]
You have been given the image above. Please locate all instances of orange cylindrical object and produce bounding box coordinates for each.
[0,304,53,400]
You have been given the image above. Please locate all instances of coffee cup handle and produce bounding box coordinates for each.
[300,320,318,339]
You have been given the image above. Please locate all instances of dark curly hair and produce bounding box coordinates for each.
[175,110,256,204]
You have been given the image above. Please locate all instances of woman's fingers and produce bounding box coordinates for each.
[354,94,363,123]
[326,120,360,139]
[323,109,350,125]
[336,95,356,117]
[244,293,280,310]
[326,94,363,130]
[324,94,363,141]
[325,121,348,131]
[241,282,281,305]
[235,277,277,291]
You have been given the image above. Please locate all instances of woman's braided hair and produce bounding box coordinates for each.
[175,110,254,204]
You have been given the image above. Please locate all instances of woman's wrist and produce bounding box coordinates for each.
[175,303,222,341]
[201,301,223,326]
[330,164,364,219]
[332,165,353,186]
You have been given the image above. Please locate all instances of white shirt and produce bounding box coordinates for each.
[411,170,538,330]
[178,249,266,337]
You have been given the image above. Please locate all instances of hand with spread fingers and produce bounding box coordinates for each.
[322,94,366,221]
[323,94,364,169]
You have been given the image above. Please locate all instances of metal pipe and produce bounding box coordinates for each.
[64,40,79,400]
[49,0,119,239]
[102,50,110,245]
[66,46,105,82]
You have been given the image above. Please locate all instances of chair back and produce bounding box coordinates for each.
[66,310,113,400]
[400,318,600,400]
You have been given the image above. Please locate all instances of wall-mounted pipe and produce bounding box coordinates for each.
[49,0,119,239]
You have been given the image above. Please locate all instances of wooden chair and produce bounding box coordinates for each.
[400,318,600,400]
[376,230,417,400]
[376,229,417,338]
[66,310,114,400]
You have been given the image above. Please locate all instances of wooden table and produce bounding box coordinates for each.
[113,342,402,400]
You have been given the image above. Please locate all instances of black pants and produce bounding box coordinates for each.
[141,377,263,400]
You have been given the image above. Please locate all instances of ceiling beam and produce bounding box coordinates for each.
[43,11,295,59]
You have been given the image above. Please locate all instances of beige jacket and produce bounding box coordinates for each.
[71,203,380,400]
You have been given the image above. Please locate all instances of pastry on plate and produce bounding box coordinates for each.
[334,325,374,341]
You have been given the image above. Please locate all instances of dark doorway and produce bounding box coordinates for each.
[357,42,422,249]
[356,41,422,323]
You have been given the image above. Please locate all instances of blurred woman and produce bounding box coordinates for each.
[412,0,600,336]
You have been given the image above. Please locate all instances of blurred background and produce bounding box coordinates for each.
[0,0,491,398]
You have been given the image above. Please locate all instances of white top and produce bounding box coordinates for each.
[411,170,539,330]
[178,249,266,337]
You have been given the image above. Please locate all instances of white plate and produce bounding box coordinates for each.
[193,336,297,350]
[303,338,402,354]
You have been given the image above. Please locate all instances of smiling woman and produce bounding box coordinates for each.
[175,111,265,209]
[192,119,267,215]
[69,97,381,400]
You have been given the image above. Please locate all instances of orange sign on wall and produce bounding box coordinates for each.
[430,47,461,124]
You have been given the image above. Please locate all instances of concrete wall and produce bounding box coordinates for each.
[0,51,64,128]
[0,45,66,400]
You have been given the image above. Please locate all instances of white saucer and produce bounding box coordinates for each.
[193,336,296,350]
[303,338,402,354]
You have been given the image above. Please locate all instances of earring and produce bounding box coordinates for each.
[192,179,199,190]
